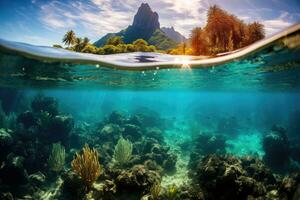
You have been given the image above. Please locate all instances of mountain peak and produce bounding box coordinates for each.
[140,3,151,11]
[94,3,179,50]
[132,3,160,32]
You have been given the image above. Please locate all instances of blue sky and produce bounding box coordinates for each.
[0,0,299,46]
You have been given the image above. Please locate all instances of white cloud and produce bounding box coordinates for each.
[233,8,296,36]
[40,1,76,29]
[38,0,135,40]
[159,0,208,36]
[37,0,298,42]
[38,0,209,40]
[263,11,295,36]
[263,19,293,35]
[239,16,251,21]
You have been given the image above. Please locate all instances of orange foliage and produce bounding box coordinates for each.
[189,5,265,55]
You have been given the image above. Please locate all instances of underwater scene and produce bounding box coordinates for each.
[1,1,300,200]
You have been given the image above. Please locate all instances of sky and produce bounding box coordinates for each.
[0,0,299,46]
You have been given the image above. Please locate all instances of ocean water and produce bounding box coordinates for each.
[0,25,300,200]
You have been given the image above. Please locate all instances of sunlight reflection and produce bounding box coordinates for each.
[175,58,191,70]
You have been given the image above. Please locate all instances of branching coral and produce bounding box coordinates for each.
[48,142,65,172]
[113,136,133,166]
[71,144,101,188]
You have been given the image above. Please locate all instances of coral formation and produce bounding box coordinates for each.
[48,142,66,172]
[115,165,160,198]
[149,181,162,200]
[113,136,133,167]
[263,125,290,173]
[190,154,299,200]
[123,124,142,141]
[71,144,101,189]
[0,128,13,147]
[31,94,58,116]
[188,132,226,171]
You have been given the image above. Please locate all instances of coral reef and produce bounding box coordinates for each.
[38,114,74,146]
[115,165,160,198]
[123,124,142,141]
[190,154,300,200]
[0,94,300,200]
[188,132,226,171]
[31,94,58,116]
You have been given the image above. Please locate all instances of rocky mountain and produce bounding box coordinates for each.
[94,3,181,50]
[132,3,160,34]
[161,27,187,43]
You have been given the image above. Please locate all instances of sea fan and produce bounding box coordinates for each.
[113,136,133,166]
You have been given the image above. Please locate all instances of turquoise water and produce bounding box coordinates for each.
[0,26,300,199]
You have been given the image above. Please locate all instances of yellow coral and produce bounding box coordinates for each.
[71,144,101,188]
[167,184,177,200]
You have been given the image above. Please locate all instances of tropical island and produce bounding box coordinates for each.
[54,3,265,56]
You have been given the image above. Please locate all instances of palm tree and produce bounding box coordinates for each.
[83,37,90,46]
[74,37,83,52]
[81,37,90,50]
[62,30,76,48]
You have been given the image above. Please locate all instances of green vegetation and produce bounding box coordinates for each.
[113,136,133,166]
[48,142,66,172]
[59,31,157,55]
[148,29,178,50]
[106,36,124,46]
[57,5,265,56]
[53,44,63,48]
[94,28,177,50]
[167,42,193,55]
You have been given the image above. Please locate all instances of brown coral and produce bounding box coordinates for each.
[71,144,101,188]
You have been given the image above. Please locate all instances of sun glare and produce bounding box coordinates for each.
[175,58,191,70]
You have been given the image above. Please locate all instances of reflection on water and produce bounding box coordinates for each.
[134,55,157,63]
